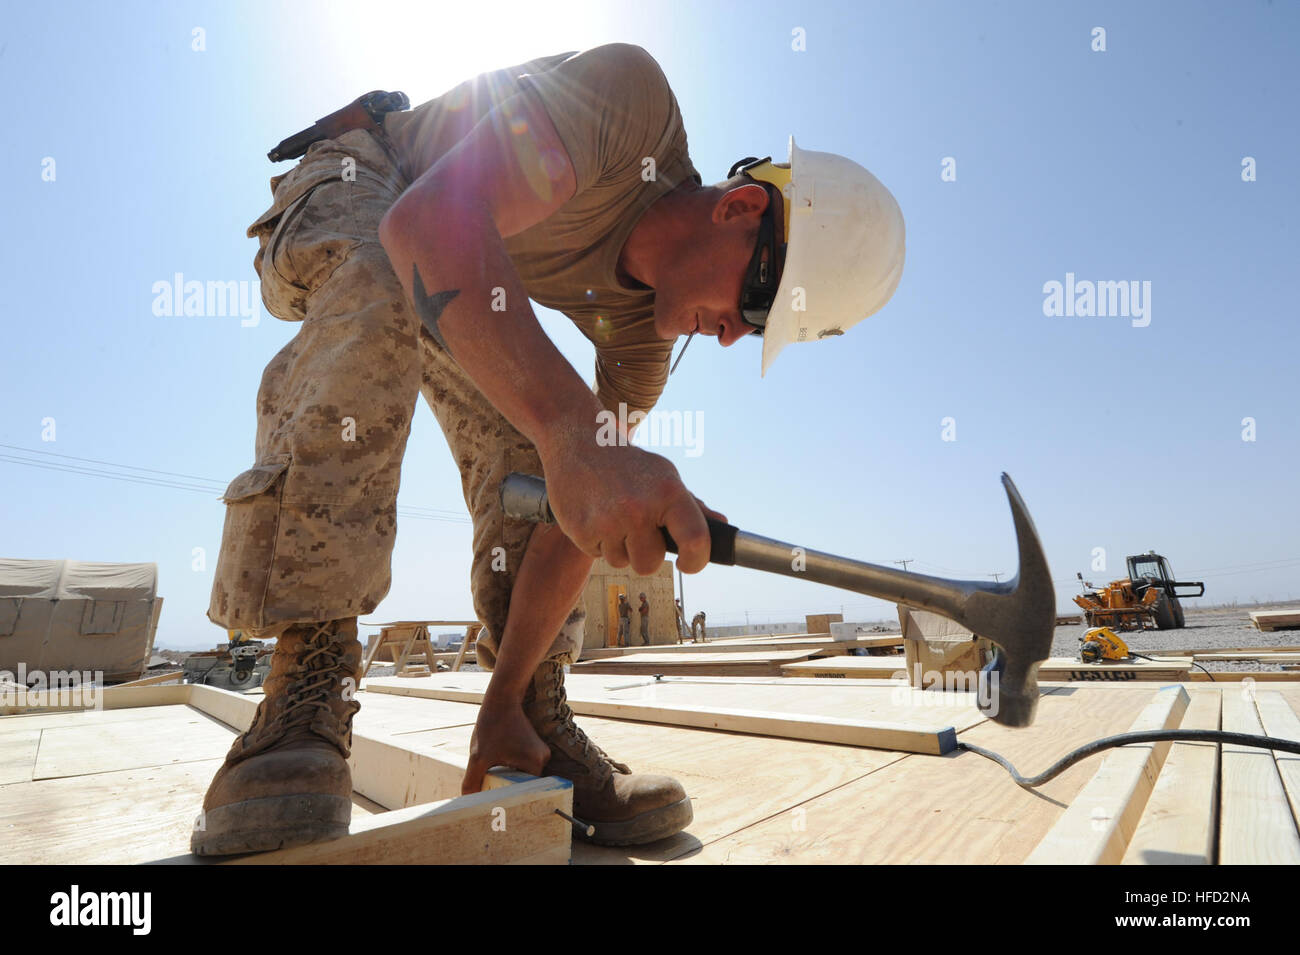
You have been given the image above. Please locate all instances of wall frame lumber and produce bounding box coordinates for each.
[1247,692,1300,843]
[367,675,961,755]
[1121,690,1221,864]
[1026,685,1189,865]
[1217,688,1300,864]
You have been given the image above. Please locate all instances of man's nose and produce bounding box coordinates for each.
[717,312,751,347]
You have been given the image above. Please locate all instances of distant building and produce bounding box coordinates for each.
[579,559,675,650]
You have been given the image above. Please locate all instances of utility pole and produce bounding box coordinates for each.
[894,559,913,572]
[989,572,1003,583]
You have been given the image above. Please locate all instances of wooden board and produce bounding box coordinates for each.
[0,728,41,785]
[782,657,906,679]
[1250,610,1300,632]
[392,714,912,865]
[367,673,978,755]
[377,672,992,731]
[782,656,1194,682]
[677,684,1154,864]
[1148,644,1300,656]
[705,631,810,643]
[216,774,572,866]
[579,634,900,659]
[1026,686,1190,865]
[1121,690,1221,865]
[1192,652,1300,663]
[572,649,817,677]
[32,705,236,779]
[1253,692,1300,829]
[805,614,843,636]
[351,693,481,738]
[1218,689,1300,864]
[0,682,190,716]
[0,683,573,865]
[1189,670,1300,682]
[0,757,229,864]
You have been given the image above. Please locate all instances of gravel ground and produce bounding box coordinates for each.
[1052,603,1300,672]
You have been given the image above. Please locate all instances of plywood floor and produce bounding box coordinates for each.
[3,679,1297,864]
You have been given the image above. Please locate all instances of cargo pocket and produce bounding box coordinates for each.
[248,162,363,322]
[221,454,293,503]
[209,454,293,630]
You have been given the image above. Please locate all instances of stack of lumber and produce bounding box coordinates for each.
[1250,610,1300,632]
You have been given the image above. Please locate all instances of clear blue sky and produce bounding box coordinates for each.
[2,1,1297,648]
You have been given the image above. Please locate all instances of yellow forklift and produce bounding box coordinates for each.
[1074,551,1204,632]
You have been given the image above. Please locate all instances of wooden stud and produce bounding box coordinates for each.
[113,670,186,688]
[367,676,962,755]
[1026,685,1189,865]
[1122,690,1221,865]
[214,775,572,866]
[1250,691,1300,835]
[1218,688,1300,864]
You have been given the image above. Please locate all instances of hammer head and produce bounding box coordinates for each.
[964,474,1055,727]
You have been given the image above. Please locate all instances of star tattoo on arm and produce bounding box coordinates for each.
[411,264,460,355]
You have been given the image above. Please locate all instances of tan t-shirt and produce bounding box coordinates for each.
[384,44,700,416]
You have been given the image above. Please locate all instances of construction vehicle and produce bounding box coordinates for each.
[1078,626,1131,663]
[181,630,273,691]
[1074,552,1205,631]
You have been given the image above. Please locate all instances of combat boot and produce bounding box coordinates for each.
[523,657,693,845]
[191,618,362,856]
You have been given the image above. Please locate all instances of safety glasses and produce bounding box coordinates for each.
[729,157,786,335]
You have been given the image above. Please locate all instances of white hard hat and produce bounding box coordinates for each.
[740,137,906,376]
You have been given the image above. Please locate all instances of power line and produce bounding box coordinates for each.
[0,446,471,524]
[0,443,229,484]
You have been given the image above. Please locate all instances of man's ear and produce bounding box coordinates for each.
[712,182,770,224]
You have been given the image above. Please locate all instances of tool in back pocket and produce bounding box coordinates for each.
[267,90,410,163]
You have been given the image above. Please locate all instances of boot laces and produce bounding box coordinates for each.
[289,625,351,720]
[540,661,629,776]
[258,621,357,752]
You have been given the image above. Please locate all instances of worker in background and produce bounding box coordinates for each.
[674,598,689,643]
[691,610,708,644]
[617,593,632,647]
[638,592,650,645]
[195,43,904,855]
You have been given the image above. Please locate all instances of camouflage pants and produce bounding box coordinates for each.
[208,125,581,662]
